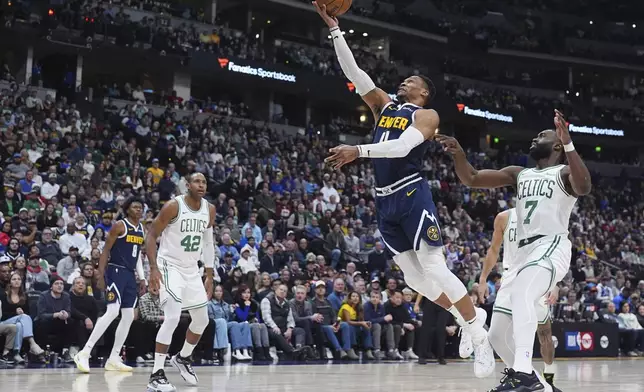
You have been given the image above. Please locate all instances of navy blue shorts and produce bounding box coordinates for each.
[376,179,443,255]
[105,264,138,308]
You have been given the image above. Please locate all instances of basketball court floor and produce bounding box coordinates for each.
[0,359,641,392]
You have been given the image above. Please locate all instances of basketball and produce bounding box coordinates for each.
[318,0,352,17]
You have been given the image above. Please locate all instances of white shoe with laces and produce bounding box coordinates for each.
[405,349,419,360]
[460,306,487,359]
[105,357,133,372]
[73,351,91,373]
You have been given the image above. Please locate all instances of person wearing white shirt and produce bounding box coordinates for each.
[237,246,258,274]
[344,228,360,255]
[58,223,89,256]
[41,174,60,200]
[82,153,95,176]
[320,176,339,203]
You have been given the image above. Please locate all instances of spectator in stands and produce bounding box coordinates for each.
[136,290,164,361]
[364,289,395,360]
[69,276,99,353]
[37,228,63,266]
[338,290,374,360]
[207,284,252,362]
[290,284,325,359]
[326,224,346,269]
[601,302,638,356]
[58,246,83,281]
[384,290,418,360]
[381,278,398,303]
[232,285,270,360]
[310,280,353,359]
[327,278,346,313]
[260,244,280,277]
[0,301,18,364]
[0,264,11,291]
[36,276,72,361]
[618,303,644,354]
[26,255,49,292]
[416,295,450,365]
[260,284,308,360]
[59,223,88,256]
[1,272,44,363]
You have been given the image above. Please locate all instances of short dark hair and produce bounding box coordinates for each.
[122,196,144,215]
[417,75,436,105]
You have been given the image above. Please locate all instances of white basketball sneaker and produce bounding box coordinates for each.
[73,351,91,373]
[468,307,495,378]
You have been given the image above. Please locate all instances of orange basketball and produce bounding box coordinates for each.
[318,0,352,17]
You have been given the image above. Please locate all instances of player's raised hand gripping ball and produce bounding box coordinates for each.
[313,0,352,18]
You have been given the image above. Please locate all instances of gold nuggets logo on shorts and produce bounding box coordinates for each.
[107,291,115,302]
[427,226,440,241]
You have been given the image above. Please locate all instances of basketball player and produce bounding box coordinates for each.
[438,110,591,391]
[480,209,560,392]
[146,173,215,392]
[314,1,494,377]
[74,197,146,373]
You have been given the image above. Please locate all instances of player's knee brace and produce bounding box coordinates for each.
[415,242,467,302]
[394,250,442,301]
[187,306,209,335]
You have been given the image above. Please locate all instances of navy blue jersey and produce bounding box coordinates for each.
[109,219,144,271]
[371,101,443,254]
[372,102,430,188]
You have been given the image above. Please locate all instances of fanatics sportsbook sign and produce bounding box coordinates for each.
[218,58,297,83]
[457,104,514,123]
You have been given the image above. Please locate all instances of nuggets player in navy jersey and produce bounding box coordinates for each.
[74,197,146,373]
[314,1,494,377]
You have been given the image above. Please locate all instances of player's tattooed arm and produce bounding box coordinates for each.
[96,220,125,291]
[554,110,591,196]
[145,200,178,290]
[437,134,522,188]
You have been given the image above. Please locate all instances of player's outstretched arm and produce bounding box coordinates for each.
[145,200,178,290]
[480,211,508,290]
[326,109,439,169]
[202,203,217,299]
[437,134,522,188]
[96,220,126,291]
[313,1,391,118]
[554,110,591,196]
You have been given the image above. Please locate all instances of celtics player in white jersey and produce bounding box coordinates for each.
[145,173,216,392]
[438,110,591,392]
[480,209,561,392]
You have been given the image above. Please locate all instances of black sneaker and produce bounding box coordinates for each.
[437,357,447,365]
[147,369,176,392]
[543,373,554,388]
[488,368,544,392]
[170,354,198,386]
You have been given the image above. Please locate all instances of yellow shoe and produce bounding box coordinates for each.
[73,351,91,374]
[104,358,133,372]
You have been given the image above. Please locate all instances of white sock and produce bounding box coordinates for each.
[82,306,120,355]
[152,353,166,373]
[110,309,135,360]
[447,306,465,326]
[544,362,556,374]
[179,341,197,358]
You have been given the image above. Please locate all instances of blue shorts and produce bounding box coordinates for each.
[105,264,138,308]
[376,179,443,255]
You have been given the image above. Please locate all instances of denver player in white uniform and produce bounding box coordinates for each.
[480,209,560,392]
[439,110,591,391]
[145,173,216,392]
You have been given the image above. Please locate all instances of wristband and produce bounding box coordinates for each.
[563,142,575,152]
